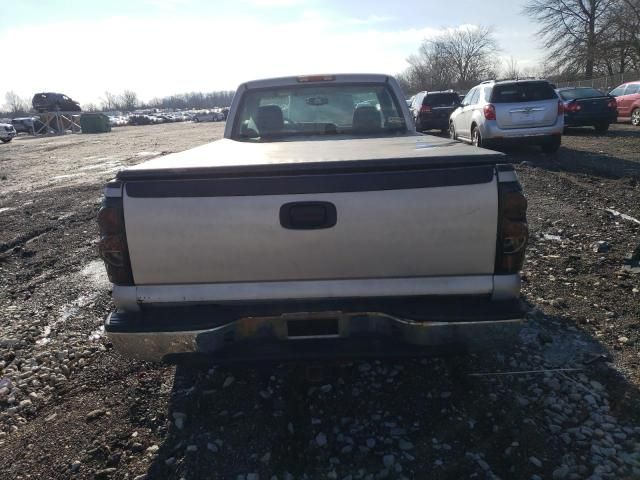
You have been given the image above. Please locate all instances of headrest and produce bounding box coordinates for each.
[256,105,284,136]
[352,105,381,133]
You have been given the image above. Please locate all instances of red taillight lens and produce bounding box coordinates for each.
[483,104,496,120]
[496,181,528,274]
[420,105,432,113]
[97,207,122,235]
[98,235,127,267]
[97,191,133,285]
[607,98,617,109]
[564,102,581,113]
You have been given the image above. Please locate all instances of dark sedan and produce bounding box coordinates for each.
[556,87,618,133]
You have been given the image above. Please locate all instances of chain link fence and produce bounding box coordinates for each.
[555,72,640,91]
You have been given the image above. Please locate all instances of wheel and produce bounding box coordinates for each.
[440,128,448,135]
[449,122,457,140]
[632,108,640,127]
[594,122,609,133]
[471,126,483,147]
[194,117,200,123]
[1,138,11,143]
[541,136,561,154]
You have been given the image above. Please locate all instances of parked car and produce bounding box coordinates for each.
[108,116,128,127]
[128,114,152,126]
[100,73,527,363]
[193,110,218,122]
[0,123,17,143]
[193,110,224,122]
[449,79,564,153]
[11,117,47,134]
[609,81,640,126]
[556,87,618,132]
[32,92,81,113]
[410,90,460,133]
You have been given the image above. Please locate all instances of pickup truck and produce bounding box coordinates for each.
[99,74,529,363]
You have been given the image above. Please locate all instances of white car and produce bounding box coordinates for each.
[449,79,564,153]
[1,123,17,143]
[193,110,224,122]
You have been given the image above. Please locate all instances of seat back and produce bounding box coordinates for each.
[255,105,284,136]
[352,105,381,133]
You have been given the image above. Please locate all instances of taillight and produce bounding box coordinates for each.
[564,102,581,113]
[97,184,133,285]
[496,180,528,274]
[420,105,432,113]
[483,104,496,120]
[558,100,565,115]
[607,98,617,109]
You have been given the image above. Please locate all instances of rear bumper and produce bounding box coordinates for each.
[105,296,526,363]
[482,120,563,141]
[416,116,450,131]
[564,112,617,126]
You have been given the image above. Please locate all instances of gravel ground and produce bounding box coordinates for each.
[0,122,639,480]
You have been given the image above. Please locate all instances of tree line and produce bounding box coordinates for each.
[2,89,236,117]
[526,0,640,81]
[398,1,639,95]
[95,90,235,112]
[397,26,504,95]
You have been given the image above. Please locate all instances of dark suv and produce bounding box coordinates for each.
[410,90,461,133]
[32,92,81,113]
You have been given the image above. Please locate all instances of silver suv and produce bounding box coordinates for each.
[449,79,564,153]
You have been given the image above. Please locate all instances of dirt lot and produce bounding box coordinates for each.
[0,122,639,480]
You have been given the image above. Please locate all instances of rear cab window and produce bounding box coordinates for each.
[232,83,407,141]
[490,82,557,103]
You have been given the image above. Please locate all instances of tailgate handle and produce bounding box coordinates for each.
[280,202,337,230]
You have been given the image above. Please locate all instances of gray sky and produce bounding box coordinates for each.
[0,0,544,106]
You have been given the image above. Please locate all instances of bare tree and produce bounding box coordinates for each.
[4,91,28,114]
[435,26,500,88]
[82,103,99,112]
[607,0,640,72]
[525,0,616,78]
[119,90,139,112]
[101,91,119,111]
[503,57,522,79]
[399,25,500,93]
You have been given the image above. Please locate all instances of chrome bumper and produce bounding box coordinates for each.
[106,310,523,363]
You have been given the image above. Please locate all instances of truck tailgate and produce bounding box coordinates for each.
[119,135,502,291]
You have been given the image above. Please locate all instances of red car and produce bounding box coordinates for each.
[609,81,640,126]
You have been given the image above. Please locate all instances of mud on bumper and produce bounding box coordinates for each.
[105,297,526,363]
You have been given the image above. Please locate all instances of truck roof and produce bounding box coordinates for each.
[118,135,504,181]
[241,74,392,90]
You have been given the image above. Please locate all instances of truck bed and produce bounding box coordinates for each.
[117,134,504,180]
